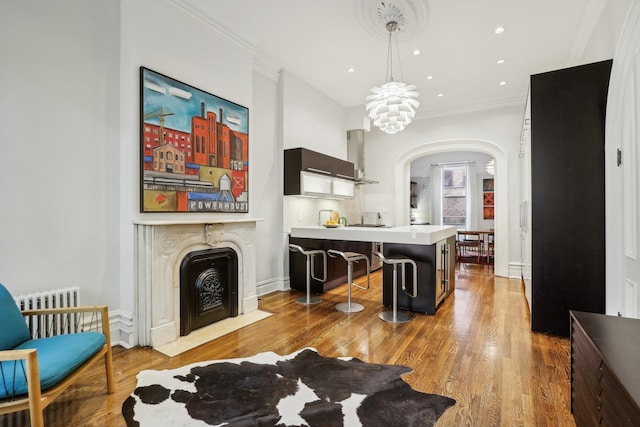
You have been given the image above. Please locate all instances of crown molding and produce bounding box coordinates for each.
[253,56,281,82]
[566,0,608,66]
[166,0,257,57]
[414,96,527,120]
[167,1,280,82]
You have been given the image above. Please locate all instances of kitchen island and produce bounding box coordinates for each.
[289,225,457,314]
[290,225,456,245]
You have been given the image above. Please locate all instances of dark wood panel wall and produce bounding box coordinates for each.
[530,60,612,337]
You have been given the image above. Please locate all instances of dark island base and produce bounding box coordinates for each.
[382,237,455,315]
[288,237,372,294]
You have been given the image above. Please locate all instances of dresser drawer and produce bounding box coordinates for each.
[600,364,640,427]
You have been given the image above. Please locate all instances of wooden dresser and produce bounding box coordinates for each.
[570,311,640,426]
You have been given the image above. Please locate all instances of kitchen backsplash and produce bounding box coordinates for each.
[283,186,365,231]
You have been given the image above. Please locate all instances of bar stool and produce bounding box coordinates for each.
[327,249,370,313]
[288,244,327,305]
[376,252,417,323]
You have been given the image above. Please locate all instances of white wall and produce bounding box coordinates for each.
[361,105,523,277]
[252,70,286,294]
[0,0,121,307]
[0,0,287,346]
[280,70,347,159]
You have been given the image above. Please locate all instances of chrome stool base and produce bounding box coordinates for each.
[336,302,364,313]
[376,252,418,324]
[327,250,371,315]
[379,310,411,323]
[296,295,322,305]
[289,244,327,308]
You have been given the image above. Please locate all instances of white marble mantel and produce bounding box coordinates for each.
[133,218,262,348]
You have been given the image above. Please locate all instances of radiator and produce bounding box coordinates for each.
[13,287,81,337]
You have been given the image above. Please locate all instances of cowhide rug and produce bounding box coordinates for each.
[122,348,455,426]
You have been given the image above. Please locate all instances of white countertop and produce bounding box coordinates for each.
[290,225,457,245]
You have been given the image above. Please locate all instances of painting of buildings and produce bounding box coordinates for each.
[140,67,249,212]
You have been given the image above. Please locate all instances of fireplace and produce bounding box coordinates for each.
[180,247,238,336]
[134,219,259,348]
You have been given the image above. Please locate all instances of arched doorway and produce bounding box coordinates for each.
[394,139,509,277]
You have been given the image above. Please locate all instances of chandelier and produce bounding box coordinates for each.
[366,19,420,134]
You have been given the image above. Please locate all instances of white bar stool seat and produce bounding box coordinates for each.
[288,244,326,305]
[327,249,370,313]
[376,252,417,323]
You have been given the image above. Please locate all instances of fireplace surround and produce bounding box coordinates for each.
[134,218,259,348]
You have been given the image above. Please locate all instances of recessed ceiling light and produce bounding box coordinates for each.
[437,93,444,97]
[494,26,505,34]
[347,67,355,73]
[412,49,421,56]
[426,75,434,80]
[499,81,507,86]
[497,59,505,64]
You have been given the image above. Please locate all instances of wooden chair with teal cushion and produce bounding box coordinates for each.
[0,283,114,427]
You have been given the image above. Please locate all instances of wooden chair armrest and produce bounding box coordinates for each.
[20,306,111,341]
[0,348,37,362]
[21,305,108,317]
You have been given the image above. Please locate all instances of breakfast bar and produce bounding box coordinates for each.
[290,225,456,245]
[289,225,457,314]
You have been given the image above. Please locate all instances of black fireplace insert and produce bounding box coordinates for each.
[180,247,238,336]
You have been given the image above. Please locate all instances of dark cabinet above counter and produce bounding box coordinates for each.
[284,148,355,198]
[285,147,354,180]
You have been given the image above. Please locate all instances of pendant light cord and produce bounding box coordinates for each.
[386,29,394,82]
[385,21,405,84]
[394,30,405,83]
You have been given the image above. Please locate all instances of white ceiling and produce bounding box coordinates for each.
[175,0,627,118]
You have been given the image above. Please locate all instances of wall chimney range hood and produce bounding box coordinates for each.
[347,129,378,185]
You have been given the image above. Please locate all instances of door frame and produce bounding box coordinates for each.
[394,139,509,277]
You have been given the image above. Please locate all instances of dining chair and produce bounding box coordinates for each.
[456,231,483,263]
[486,232,494,264]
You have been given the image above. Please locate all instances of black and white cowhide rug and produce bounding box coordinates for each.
[122,347,455,427]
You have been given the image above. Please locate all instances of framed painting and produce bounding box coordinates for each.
[483,206,494,220]
[140,67,249,213]
[483,191,494,206]
[483,178,494,192]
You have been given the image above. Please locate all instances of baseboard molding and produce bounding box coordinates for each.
[508,262,531,280]
[257,276,289,296]
[109,309,136,349]
[111,279,287,349]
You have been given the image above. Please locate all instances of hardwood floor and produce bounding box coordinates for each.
[0,263,576,426]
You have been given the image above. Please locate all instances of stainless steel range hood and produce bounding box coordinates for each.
[347,129,379,185]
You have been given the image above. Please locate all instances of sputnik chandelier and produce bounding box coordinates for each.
[365,5,420,135]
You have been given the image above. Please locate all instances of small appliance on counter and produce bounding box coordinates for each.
[362,211,384,226]
[348,212,387,227]
[410,209,430,225]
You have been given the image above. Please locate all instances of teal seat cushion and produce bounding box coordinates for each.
[0,332,105,399]
[0,283,31,350]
